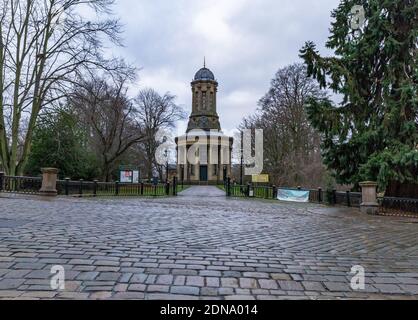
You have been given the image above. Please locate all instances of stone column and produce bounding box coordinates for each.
[359,181,379,215]
[39,168,58,196]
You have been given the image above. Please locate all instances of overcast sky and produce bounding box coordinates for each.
[108,0,340,135]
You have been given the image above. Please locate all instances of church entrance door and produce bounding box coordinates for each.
[199,165,208,182]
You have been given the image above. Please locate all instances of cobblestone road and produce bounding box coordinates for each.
[0,186,417,300]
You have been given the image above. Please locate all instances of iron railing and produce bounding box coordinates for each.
[378,196,418,214]
[225,179,363,208]
[0,172,178,197]
[56,179,177,197]
[0,175,42,194]
[1,172,417,214]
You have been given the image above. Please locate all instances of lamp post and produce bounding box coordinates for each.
[180,164,184,187]
[164,149,169,183]
[240,130,244,185]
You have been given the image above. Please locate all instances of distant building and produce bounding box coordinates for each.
[175,63,233,184]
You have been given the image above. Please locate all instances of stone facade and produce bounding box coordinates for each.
[176,65,233,184]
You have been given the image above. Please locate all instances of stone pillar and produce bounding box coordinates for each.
[359,181,379,215]
[39,168,58,196]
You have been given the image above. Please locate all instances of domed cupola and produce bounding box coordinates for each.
[194,67,215,81]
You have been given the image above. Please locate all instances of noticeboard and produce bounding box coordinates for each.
[119,167,140,183]
[252,174,269,183]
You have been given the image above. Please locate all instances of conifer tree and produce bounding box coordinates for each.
[300,0,418,194]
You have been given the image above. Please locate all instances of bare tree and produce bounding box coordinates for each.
[70,75,143,181]
[0,0,129,175]
[240,63,327,187]
[133,88,186,180]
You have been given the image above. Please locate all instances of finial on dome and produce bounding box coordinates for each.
[204,56,206,68]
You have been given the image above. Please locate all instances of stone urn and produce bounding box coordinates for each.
[39,168,59,196]
[359,181,379,215]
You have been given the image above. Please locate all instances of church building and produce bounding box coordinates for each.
[175,63,233,184]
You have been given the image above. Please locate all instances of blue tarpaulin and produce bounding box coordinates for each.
[277,189,309,203]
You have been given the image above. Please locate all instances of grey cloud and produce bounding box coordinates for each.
[109,0,340,131]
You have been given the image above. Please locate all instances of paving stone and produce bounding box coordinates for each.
[399,285,418,295]
[174,276,186,286]
[77,272,99,281]
[243,272,269,278]
[170,286,200,296]
[372,277,401,284]
[147,285,169,293]
[278,281,304,291]
[220,278,239,288]
[26,285,54,291]
[186,276,204,287]
[130,274,147,283]
[13,263,45,270]
[0,279,25,290]
[323,282,351,292]
[258,279,278,289]
[3,270,31,279]
[251,289,269,295]
[128,284,146,292]
[145,268,170,275]
[26,270,51,279]
[21,291,57,298]
[200,270,222,277]
[235,288,251,295]
[83,286,114,292]
[72,266,96,272]
[68,259,94,265]
[201,287,218,296]
[156,275,173,285]
[239,278,258,289]
[218,288,234,295]
[271,273,292,281]
[114,284,129,292]
[223,271,242,277]
[112,292,145,299]
[171,269,198,276]
[96,272,121,281]
[374,284,404,294]
[302,281,326,292]
[206,277,220,287]
[145,275,157,284]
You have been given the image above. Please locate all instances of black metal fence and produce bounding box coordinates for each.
[0,172,178,197]
[1,172,418,214]
[56,179,175,197]
[378,196,418,214]
[0,175,42,194]
[224,178,363,208]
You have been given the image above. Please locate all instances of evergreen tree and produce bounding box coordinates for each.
[300,0,418,194]
[25,108,100,180]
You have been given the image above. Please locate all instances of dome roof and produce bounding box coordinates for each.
[194,67,215,81]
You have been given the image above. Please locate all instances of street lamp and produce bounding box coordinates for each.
[240,130,244,185]
[180,164,184,187]
[164,149,170,183]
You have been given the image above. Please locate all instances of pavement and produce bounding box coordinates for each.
[0,186,417,300]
